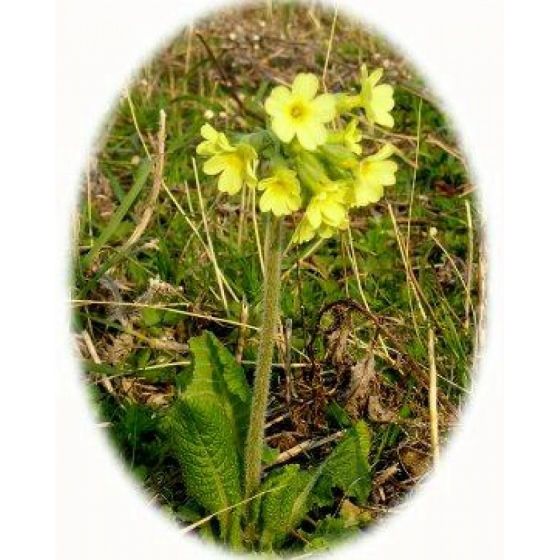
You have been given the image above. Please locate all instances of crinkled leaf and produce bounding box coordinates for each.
[313,420,372,506]
[256,464,318,549]
[186,331,251,456]
[169,395,243,541]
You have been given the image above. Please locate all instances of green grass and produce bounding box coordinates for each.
[72,2,482,554]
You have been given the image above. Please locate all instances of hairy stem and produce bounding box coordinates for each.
[244,216,283,502]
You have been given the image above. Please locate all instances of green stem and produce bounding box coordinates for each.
[244,215,283,502]
[335,93,362,114]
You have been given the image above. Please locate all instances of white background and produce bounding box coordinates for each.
[6,0,555,558]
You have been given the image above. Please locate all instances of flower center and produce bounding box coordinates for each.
[225,153,244,172]
[289,102,308,121]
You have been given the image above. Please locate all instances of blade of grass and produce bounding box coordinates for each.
[464,199,475,330]
[405,98,423,256]
[346,227,371,312]
[81,157,151,270]
[86,158,93,247]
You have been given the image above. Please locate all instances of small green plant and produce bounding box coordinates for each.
[168,67,398,552]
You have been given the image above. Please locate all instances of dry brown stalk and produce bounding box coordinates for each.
[81,329,114,395]
[122,110,166,251]
[428,327,440,464]
[271,430,345,467]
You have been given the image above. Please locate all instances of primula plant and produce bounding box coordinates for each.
[167,67,398,552]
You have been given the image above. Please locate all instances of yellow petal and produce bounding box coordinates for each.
[276,168,299,185]
[197,124,233,155]
[370,143,395,161]
[351,143,362,156]
[271,113,297,143]
[200,123,218,141]
[373,111,395,128]
[287,195,301,212]
[369,84,395,127]
[371,84,395,109]
[318,225,336,239]
[296,121,327,151]
[306,203,322,228]
[353,180,384,207]
[259,188,300,216]
[257,168,301,216]
[322,202,346,227]
[362,159,398,185]
[258,188,275,213]
[265,86,292,116]
[257,176,275,192]
[218,168,243,195]
[312,94,336,122]
[373,161,398,184]
[203,154,228,175]
[196,142,212,156]
[292,73,319,100]
[293,218,316,244]
[364,67,383,88]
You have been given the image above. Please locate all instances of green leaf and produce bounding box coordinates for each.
[169,395,243,542]
[256,464,318,549]
[262,444,280,467]
[314,421,372,506]
[302,515,359,553]
[140,307,162,327]
[186,331,251,455]
[168,332,253,545]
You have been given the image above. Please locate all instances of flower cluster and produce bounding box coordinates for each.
[196,66,398,243]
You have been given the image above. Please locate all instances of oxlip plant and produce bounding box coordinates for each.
[169,67,398,552]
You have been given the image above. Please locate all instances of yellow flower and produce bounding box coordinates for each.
[352,144,398,207]
[203,143,258,195]
[341,119,363,155]
[265,73,336,151]
[292,216,316,244]
[326,119,362,156]
[292,179,350,244]
[196,123,234,156]
[258,168,302,216]
[360,65,395,128]
[307,186,349,230]
[292,202,349,244]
